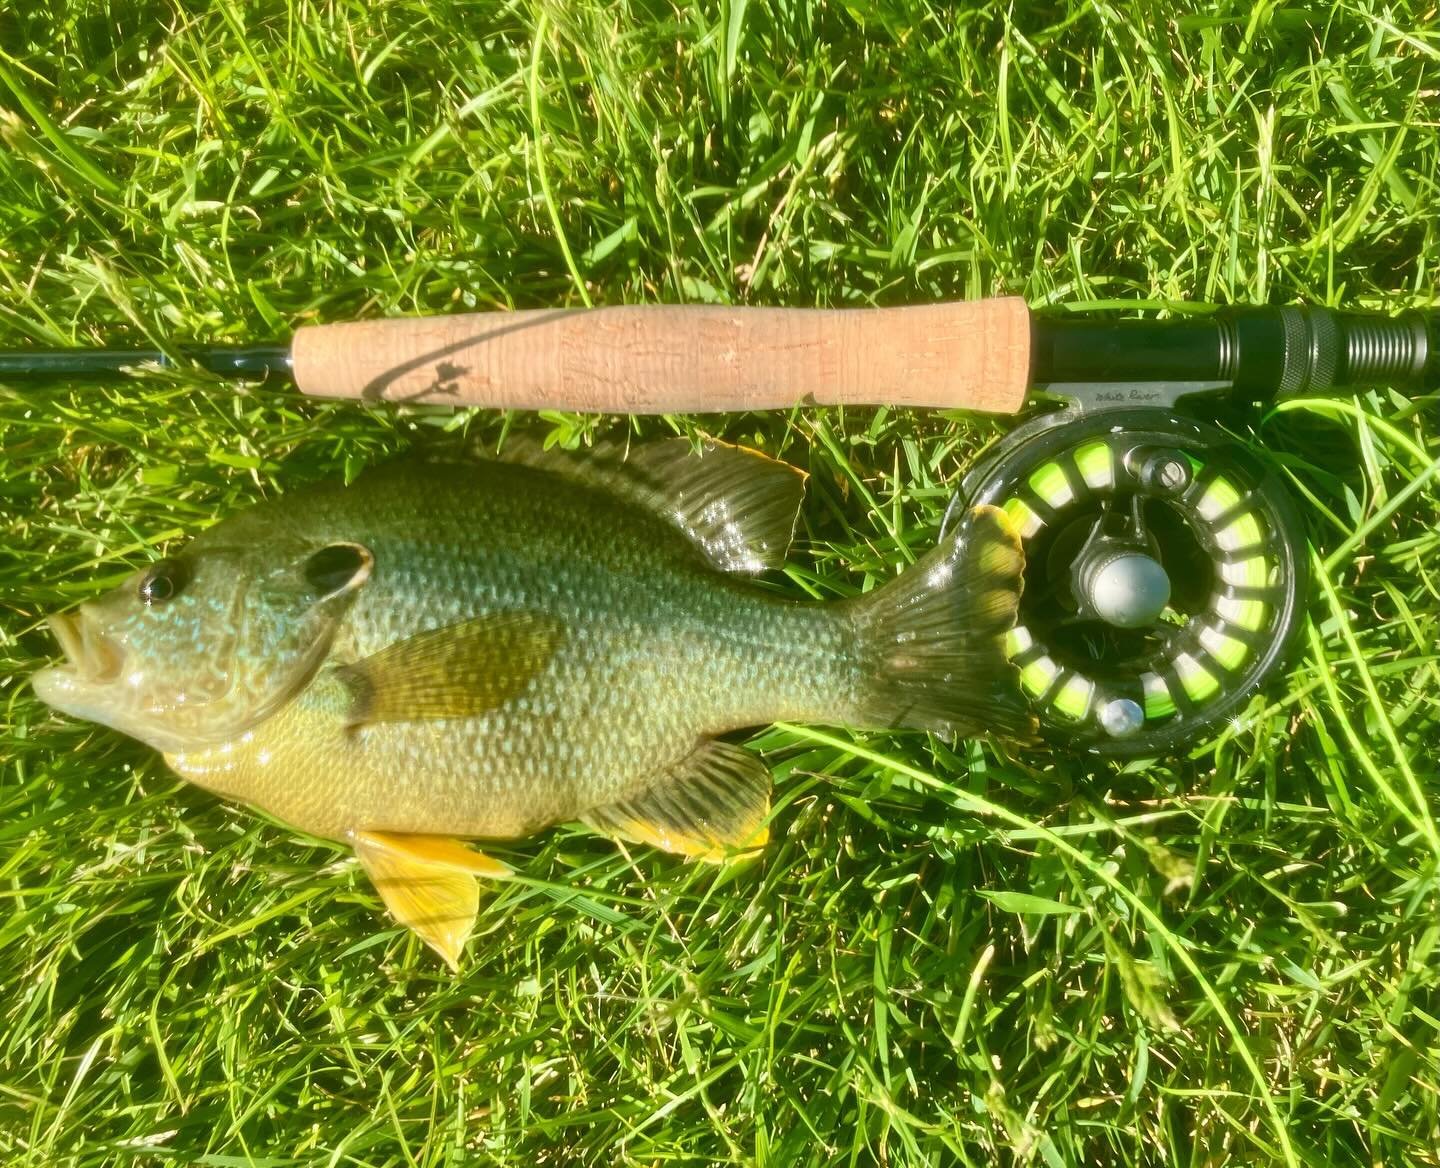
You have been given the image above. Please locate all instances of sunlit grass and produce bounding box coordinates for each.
[2,2,1438,1165]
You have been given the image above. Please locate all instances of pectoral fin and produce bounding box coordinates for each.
[337,611,565,727]
[582,739,772,861]
[351,830,512,970]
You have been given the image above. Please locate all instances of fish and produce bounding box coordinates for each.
[31,439,1032,968]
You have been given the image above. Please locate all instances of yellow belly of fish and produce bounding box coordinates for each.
[164,669,696,843]
[168,683,532,842]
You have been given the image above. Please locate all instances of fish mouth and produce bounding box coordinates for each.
[45,609,125,684]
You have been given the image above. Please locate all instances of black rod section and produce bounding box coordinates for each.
[1031,306,1440,399]
[0,344,293,382]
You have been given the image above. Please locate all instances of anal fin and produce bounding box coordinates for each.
[582,739,772,861]
[351,830,512,971]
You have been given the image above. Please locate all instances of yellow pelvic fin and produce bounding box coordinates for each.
[582,739,772,861]
[337,610,565,727]
[350,830,512,971]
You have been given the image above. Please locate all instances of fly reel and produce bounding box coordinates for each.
[952,407,1308,757]
[942,301,1440,757]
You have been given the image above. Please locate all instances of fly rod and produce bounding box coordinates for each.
[2,299,1436,413]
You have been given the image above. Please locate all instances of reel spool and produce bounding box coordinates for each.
[953,408,1308,757]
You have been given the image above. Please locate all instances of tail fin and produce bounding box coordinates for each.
[848,504,1034,740]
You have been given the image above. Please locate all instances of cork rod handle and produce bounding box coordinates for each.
[290,298,1033,415]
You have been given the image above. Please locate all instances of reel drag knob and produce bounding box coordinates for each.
[1130,448,1194,494]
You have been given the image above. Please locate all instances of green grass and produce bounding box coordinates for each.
[2,2,1438,1164]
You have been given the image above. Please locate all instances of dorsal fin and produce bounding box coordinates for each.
[487,437,807,574]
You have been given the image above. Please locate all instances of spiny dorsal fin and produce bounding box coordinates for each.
[488,436,806,575]
[336,611,565,726]
[582,738,772,860]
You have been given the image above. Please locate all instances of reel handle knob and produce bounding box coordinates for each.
[1099,699,1146,739]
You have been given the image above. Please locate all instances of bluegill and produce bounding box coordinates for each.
[33,440,1030,967]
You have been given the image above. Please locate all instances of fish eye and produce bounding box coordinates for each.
[138,558,188,606]
[305,543,373,598]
